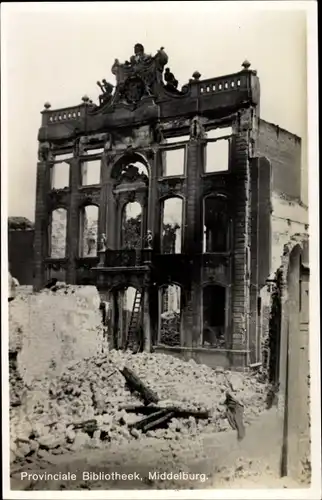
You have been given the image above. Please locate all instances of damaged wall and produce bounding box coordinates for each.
[9,285,105,387]
[256,120,302,200]
[270,193,308,274]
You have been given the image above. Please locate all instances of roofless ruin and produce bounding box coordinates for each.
[35,43,278,369]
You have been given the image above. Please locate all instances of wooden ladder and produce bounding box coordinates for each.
[124,289,143,352]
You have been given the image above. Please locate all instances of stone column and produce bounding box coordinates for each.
[147,149,158,247]
[33,160,51,291]
[98,154,109,238]
[66,158,80,283]
[181,136,203,347]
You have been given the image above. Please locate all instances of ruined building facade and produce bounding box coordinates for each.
[34,44,307,371]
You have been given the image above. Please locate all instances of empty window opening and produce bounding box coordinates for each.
[161,197,183,254]
[202,285,226,348]
[165,135,190,145]
[51,162,70,190]
[205,139,229,173]
[49,208,67,258]
[207,127,232,139]
[122,202,142,249]
[203,196,229,252]
[162,148,185,176]
[159,284,181,346]
[81,159,101,186]
[79,205,99,257]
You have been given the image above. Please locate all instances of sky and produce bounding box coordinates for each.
[2,2,309,221]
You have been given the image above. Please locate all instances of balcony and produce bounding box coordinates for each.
[100,249,152,268]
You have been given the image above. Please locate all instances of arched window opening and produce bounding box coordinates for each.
[203,195,229,252]
[79,205,99,257]
[51,160,70,190]
[202,284,226,348]
[161,147,185,176]
[122,202,142,249]
[81,159,101,186]
[159,284,181,346]
[112,159,149,184]
[49,208,67,258]
[161,197,183,254]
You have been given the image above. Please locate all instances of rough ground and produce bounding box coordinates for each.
[10,349,267,464]
[9,285,310,491]
[11,409,305,491]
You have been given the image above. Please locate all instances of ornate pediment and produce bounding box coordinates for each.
[111,43,168,105]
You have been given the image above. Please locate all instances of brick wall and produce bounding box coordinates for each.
[8,230,34,285]
[256,119,301,200]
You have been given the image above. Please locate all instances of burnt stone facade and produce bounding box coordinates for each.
[33,44,300,369]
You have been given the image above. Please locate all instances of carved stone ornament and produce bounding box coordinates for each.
[78,136,88,156]
[145,229,153,250]
[153,121,164,143]
[111,43,168,105]
[38,142,51,162]
[121,76,147,104]
[190,116,205,140]
[104,133,113,152]
[116,163,148,185]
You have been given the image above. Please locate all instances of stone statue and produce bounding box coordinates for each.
[190,116,205,140]
[155,46,168,69]
[97,79,114,106]
[130,43,151,65]
[164,68,178,90]
[111,58,127,86]
[99,233,107,252]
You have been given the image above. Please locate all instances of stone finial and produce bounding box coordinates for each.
[82,95,90,103]
[192,71,201,81]
[242,60,251,70]
[44,102,51,110]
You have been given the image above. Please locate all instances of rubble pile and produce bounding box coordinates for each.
[160,312,181,346]
[10,350,267,466]
[9,284,105,386]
